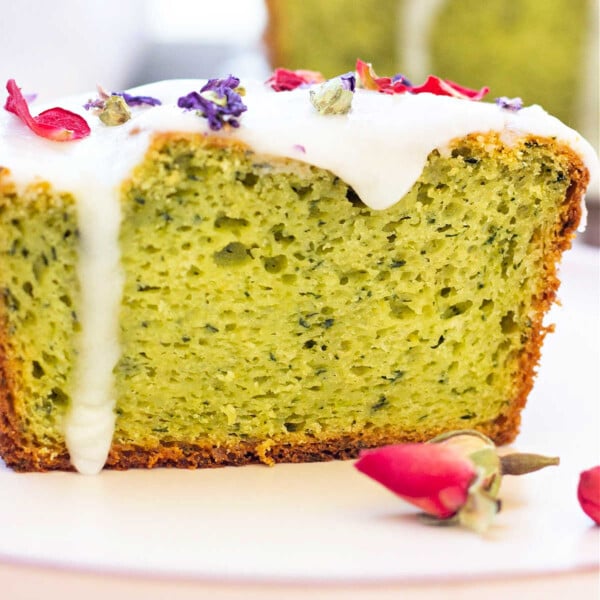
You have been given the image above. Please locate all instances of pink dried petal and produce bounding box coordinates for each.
[355,443,477,519]
[578,466,600,524]
[4,79,90,141]
[266,68,324,92]
[410,75,489,100]
[355,59,412,95]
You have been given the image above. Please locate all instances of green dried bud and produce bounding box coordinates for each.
[310,77,354,115]
[99,95,131,126]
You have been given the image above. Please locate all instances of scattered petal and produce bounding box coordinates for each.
[410,75,489,100]
[266,68,325,92]
[495,96,524,112]
[355,59,412,95]
[117,91,162,107]
[355,59,488,100]
[4,79,90,141]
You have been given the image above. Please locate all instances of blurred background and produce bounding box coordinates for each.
[0,0,597,239]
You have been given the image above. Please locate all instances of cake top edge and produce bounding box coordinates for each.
[0,73,597,212]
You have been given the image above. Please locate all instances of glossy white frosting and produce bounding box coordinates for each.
[0,79,597,473]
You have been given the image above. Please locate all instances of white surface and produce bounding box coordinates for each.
[0,243,598,583]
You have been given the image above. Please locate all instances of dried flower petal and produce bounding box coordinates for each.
[117,92,161,107]
[178,76,247,131]
[410,75,489,100]
[495,96,524,112]
[4,79,90,141]
[355,59,488,100]
[266,68,325,92]
[355,59,412,95]
[578,466,600,524]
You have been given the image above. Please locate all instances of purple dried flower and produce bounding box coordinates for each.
[84,88,161,112]
[116,92,162,107]
[392,74,412,87]
[293,143,306,154]
[177,76,247,131]
[340,72,356,92]
[83,98,105,111]
[495,96,523,112]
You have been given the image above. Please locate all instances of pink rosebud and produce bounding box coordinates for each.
[4,79,90,141]
[355,443,477,519]
[578,466,600,524]
[355,430,559,533]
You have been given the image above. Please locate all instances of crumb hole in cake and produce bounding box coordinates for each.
[261,254,288,274]
[32,360,45,379]
[497,201,510,214]
[49,387,69,406]
[22,281,33,297]
[213,242,253,266]
[441,300,473,319]
[480,298,494,316]
[214,213,249,232]
[500,311,519,334]
[292,184,312,198]
[351,366,372,376]
[416,188,433,206]
[271,224,295,245]
[237,172,258,188]
[59,293,72,307]
[345,187,366,208]
[388,297,415,319]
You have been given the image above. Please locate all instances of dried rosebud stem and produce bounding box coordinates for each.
[500,453,560,476]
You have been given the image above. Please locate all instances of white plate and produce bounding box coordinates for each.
[1,243,598,583]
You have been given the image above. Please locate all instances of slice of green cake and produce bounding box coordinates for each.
[0,77,594,472]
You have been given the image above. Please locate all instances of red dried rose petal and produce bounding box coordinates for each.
[356,59,488,100]
[578,466,600,524]
[410,75,489,100]
[4,79,90,141]
[355,59,411,95]
[266,68,325,92]
[355,443,477,519]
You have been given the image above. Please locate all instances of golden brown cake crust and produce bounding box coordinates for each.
[0,141,589,472]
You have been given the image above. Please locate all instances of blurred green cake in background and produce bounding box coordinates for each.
[265,0,598,136]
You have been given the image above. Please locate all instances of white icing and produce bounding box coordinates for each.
[0,80,597,473]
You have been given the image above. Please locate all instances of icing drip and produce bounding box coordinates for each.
[64,180,123,475]
[0,79,597,473]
